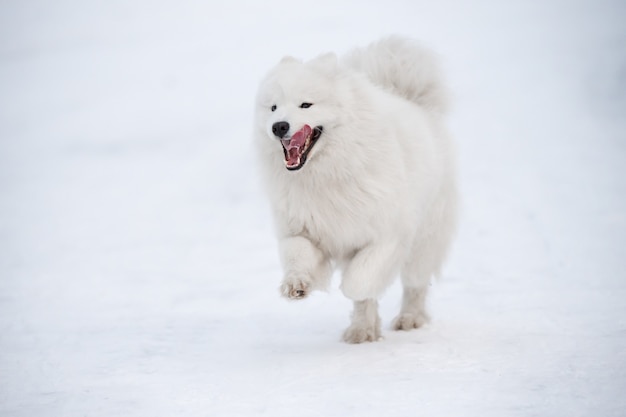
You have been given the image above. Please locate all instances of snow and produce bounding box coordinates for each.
[1,0,625,416]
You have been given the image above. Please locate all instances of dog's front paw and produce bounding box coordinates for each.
[280,275,311,300]
[342,323,382,344]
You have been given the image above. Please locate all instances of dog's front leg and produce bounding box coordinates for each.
[340,241,402,342]
[279,236,331,300]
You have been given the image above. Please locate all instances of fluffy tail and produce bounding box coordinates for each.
[342,36,449,114]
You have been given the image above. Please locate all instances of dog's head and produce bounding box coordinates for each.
[255,53,342,171]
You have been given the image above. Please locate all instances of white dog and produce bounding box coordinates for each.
[254,37,457,343]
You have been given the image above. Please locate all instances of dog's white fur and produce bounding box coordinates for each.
[254,37,457,343]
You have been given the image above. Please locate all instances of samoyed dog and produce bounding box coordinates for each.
[254,37,457,343]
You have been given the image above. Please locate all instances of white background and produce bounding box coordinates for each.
[1,1,625,415]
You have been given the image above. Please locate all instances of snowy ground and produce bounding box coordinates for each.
[1,1,625,416]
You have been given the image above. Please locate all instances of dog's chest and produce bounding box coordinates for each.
[279,180,374,257]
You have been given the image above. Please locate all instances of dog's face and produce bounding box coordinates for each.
[255,54,341,171]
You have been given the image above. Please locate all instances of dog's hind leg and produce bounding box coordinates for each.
[393,189,456,330]
[392,234,446,330]
[392,284,430,331]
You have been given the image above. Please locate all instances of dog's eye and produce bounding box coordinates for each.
[271,105,277,112]
[299,102,313,109]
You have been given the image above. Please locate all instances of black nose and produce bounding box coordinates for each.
[272,121,290,138]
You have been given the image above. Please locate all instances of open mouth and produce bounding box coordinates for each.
[281,124,323,171]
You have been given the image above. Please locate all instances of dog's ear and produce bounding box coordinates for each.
[280,55,301,64]
[310,52,338,74]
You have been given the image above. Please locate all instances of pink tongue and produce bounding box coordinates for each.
[282,124,312,167]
